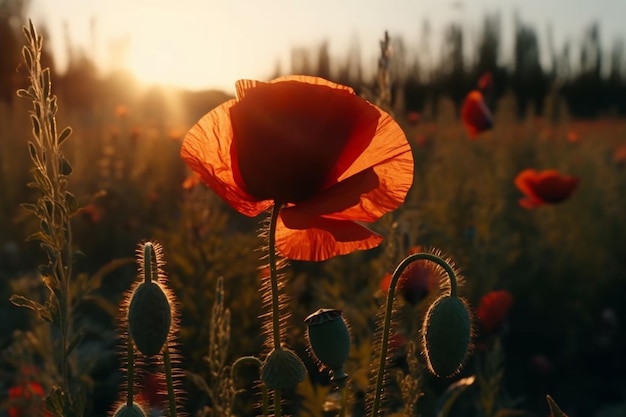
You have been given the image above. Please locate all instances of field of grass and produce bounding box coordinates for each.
[1,53,625,417]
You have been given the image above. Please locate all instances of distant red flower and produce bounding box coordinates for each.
[461,90,493,138]
[115,104,128,118]
[514,169,580,209]
[566,130,579,143]
[407,111,420,125]
[181,75,414,261]
[8,381,51,417]
[476,290,513,334]
[138,373,167,409]
[182,172,202,190]
[614,144,626,168]
[75,203,102,223]
[380,246,439,305]
[477,72,493,92]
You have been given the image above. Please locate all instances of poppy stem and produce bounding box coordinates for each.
[268,202,283,417]
[370,252,457,417]
[126,329,134,407]
[268,203,282,349]
[163,343,177,417]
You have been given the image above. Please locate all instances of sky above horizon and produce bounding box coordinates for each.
[28,0,626,93]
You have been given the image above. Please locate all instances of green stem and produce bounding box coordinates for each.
[370,252,457,417]
[268,203,282,349]
[126,332,134,407]
[339,385,348,417]
[163,344,177,417]
[273,387,282,417]
[268,203,283,417]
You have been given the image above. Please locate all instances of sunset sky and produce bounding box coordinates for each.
[28,0,626,93]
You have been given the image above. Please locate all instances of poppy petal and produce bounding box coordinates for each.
[461,90,493,137]
[514,169,544,203]
[276,210,383,261]
[180,99,272,217]
[229,77,382,203]
[235,75,355,100]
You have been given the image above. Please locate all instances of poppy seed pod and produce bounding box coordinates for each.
[261,347,307,389]
[305,309,351,384]
[112,403,147,417]
[422,295,472,378]
[128,281,172,356]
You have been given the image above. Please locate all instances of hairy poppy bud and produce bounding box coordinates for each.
[261,347,306,389]
[422,295,472,378]
[128,281,171,356]
[305,308,350,385]
[112,402,147,417]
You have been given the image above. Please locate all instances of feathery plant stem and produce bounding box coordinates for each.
[14,20,82,416]
[370,253,458,417]
[267,202,284,417]
[163,344,178,417]
[268,202,283,350]
[126,336,135,407]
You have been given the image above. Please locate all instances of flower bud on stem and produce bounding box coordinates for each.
[370,252,459,417]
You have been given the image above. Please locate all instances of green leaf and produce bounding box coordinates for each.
[30,114,41,138]
[20,203,39,216]
[65,191,78,216]
[45,386,67,417]
[437,376,476,417]
[546,395,569,417]
[185,371,212,395]
[88,257,136,293]
[10,295,53,322]
[59,155,73,176]
[65,331,84,358]
[81,294,119,318]
[58,126,72,145]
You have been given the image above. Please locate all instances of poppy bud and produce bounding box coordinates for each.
[261,347,306,389]
[305,309,351,385]
[112,402,147,417]
[422,295,472,378]
[128,281,172,356]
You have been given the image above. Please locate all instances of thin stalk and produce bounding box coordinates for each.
[268,202,283,417]
[163,344,177,417]
[126,334,134,407]
[370,253,457,417]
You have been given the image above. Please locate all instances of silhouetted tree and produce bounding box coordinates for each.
[512,17,549,118]
[473,13,507,111]
[316,41,331,80]
[438,22,470,115]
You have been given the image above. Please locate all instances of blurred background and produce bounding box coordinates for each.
[1,1,626,417]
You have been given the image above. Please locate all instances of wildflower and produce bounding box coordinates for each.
[476,290,513,334]
[514,169,580,209]
[461,90,493,137]
[566,130,579,143]
[407,111,420,125]
[380,247,439,305]
[182,172,202,190]
[115,105,128,118]
[75,203,102,223]
[477,71,493,92]
[614,144,626,168]
[181,75,414,261]
[8,381,51,417]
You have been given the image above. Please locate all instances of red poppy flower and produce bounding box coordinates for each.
[461,90,493,138]
[477,72,493,92]
[407,111,420,125]
[8,381,51,417]
[379,246,439,305]
[514,169,580,209]
[181,75,414,261]
[476,290,513,334]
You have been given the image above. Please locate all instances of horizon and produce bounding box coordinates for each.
[28,0,626,94]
